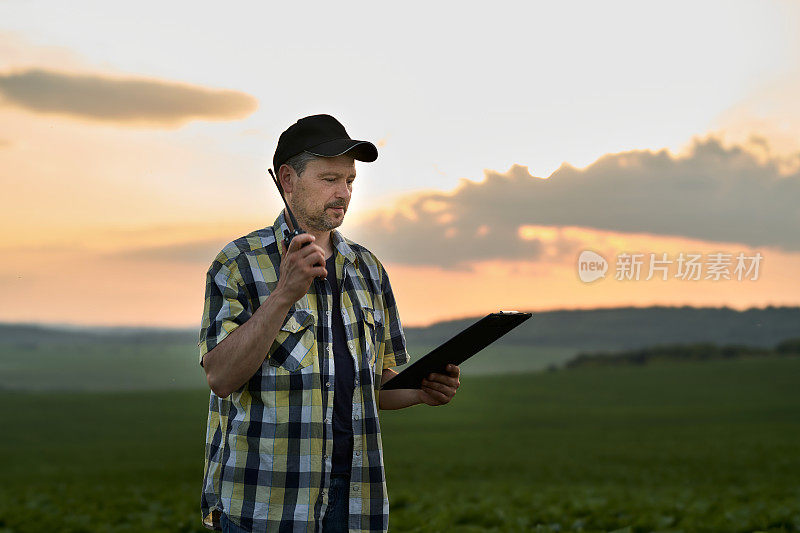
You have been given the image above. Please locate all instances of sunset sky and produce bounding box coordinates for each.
[2,1,800,329]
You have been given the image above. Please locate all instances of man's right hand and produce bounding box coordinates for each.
[203,234,323,396]
[275,233,327,304]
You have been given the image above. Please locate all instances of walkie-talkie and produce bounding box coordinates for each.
[268,168,325,277]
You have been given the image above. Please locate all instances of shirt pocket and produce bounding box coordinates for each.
[267,307,317,372]
[361,306,383,372]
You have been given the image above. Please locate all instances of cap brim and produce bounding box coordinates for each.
[305,139,378,162]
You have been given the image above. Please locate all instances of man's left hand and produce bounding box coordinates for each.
[418,364,460,406]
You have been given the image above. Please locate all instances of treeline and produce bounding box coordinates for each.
[564,337,800,369]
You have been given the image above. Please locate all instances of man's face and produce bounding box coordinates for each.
[287,154,356,232]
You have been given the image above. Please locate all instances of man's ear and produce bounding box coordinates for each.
[278,164,295,194]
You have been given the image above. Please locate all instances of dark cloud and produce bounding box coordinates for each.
[0,68,258,126]
[348,136,800,268]
[99,136,800,270]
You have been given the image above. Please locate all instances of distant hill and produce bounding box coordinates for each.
[1,305,798,391]
[404,305,800,350]
[0,323,197,348]
[2,305,799,351]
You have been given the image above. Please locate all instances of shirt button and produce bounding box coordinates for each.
[323,454,328,459]
[353,414,359,420]
[354,485,360,492]
[355,451,360,457]
[354,378,359,385]
[324,418,330,424]
[325,381,331,388]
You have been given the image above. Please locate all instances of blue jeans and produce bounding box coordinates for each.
[219,475,350,533]
[322,474,350,532]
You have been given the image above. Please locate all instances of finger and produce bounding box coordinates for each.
[287,233,315,253]
[293,247,325,272]
[295,243,325,262]
[310,266,328,279]
[447,364,460,376]
[420,388,436,405]
[422,385,449,404]
[428,373,459,388]
[421,378,454,396]
[302,250,326,269]
[443,375,459,388]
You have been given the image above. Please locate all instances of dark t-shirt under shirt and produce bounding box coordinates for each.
[326,251,355,475]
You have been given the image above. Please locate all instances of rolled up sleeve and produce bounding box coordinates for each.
[197,258,252,366]
[377,262,410,370]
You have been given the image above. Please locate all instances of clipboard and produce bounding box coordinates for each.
[379,310,533,390]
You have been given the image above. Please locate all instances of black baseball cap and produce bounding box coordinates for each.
[273,114,378,173]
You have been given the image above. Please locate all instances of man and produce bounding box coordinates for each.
[197,114,461,533]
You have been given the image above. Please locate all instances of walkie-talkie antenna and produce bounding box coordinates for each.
[268,168,306,247]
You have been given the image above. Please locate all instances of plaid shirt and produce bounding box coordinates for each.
[197,209,410,532]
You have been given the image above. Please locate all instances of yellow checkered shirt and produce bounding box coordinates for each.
[197,209,410,532]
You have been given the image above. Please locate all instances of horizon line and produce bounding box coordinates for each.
[3,302,798,333]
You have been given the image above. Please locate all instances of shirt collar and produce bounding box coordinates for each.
[272,209,359,269]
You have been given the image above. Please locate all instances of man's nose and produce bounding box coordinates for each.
[335,181,351,200]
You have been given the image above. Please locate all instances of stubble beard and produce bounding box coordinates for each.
[290,196,345,233]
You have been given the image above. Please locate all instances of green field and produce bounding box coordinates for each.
[0,343,575,392]
[1,355,798,532]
